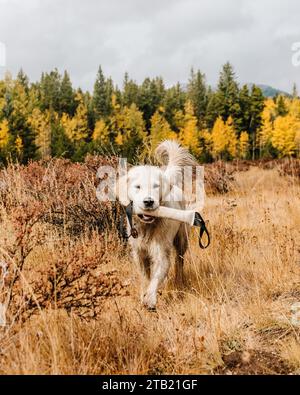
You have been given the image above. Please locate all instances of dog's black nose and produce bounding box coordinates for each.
[143,197,154,208]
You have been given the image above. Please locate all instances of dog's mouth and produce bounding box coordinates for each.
[137,214,155,224]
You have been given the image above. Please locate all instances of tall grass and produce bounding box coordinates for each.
[0,159,299,374]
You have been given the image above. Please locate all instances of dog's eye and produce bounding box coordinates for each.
[135,185,141,190]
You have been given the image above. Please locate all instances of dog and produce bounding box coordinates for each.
[117,140,198,310]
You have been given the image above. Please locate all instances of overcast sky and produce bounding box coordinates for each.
[0,0,299,92]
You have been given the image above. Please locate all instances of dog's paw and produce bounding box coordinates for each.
[142,292,157,311]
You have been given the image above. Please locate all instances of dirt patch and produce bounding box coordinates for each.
[216,350,293,375]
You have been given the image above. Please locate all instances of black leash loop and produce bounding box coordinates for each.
[124,201,138,239]
[193,212,211,249]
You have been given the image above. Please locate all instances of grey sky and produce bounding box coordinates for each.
[0,0,299,92]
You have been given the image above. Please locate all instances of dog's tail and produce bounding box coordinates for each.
[155,140,202,210]
[155,140,197,168]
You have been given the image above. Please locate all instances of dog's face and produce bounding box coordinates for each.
[118,166,169,224]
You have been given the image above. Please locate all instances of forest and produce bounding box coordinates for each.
[0,62,299,164]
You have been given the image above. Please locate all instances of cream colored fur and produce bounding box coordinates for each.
[117,140,198,310]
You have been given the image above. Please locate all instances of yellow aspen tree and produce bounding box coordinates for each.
[0,119,10,149]
[258,98,277,157]
[149,109,176,152]
[211,116,237,159]
[289,97,300,119]
[239,131,249,159]
[173,109,185,131]
[28,108,51,158]
[61,93,88,143]
[15,135,23,156]
[114,103,146,160]
[179,101,201,157]
[211,117,227,159]
[271,114,300,157]
[92,119,109,145]
[200,129,213,155]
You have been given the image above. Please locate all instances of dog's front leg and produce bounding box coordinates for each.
[143,248,171,310]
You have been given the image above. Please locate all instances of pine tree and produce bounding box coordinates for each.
[93,66,111,120]
[122,72,139,107]
[60,70,76,116]
[187,69,207,128]
[236,84,251,134]
[205,92,220,129]
[163,83,185,130]
[292,83,298,99]
[137,77,165,130]
[249,85,265,159]
[275,95,288,117]
[214,62,240,122]
[39,69,61,112]
[17,69,29,92]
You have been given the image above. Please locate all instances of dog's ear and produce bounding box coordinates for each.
[116,174,130,206]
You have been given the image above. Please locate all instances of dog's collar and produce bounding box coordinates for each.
[123,201,210,249]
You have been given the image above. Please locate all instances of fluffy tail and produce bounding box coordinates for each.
[155,140,202,210]
[155,140,197,168]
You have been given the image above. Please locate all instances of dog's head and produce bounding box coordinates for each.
[117,166,171,224]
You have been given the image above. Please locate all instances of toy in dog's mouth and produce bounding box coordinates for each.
[137,214,155,224]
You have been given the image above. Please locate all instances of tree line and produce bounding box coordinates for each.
[0,62,299,164]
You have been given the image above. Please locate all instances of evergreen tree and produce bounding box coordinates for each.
[236,84,251,134]
[93,66,111,120]
[17,69,29,93]
[122,72,139,107]
[292,83,298,99]
[137,77,165,130]
[187,68,207,128]
[215,62,240,122]
[249,85,265,159]
[275,95,288,117]
[39,69,61,112]
[163,83,185,130]
[60,70,76,116]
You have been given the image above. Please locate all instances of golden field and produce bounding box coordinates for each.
[0,158,299,375]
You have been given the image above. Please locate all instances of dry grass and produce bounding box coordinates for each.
[0,159,299,375]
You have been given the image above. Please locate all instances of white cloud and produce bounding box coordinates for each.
[0,0,299,92]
